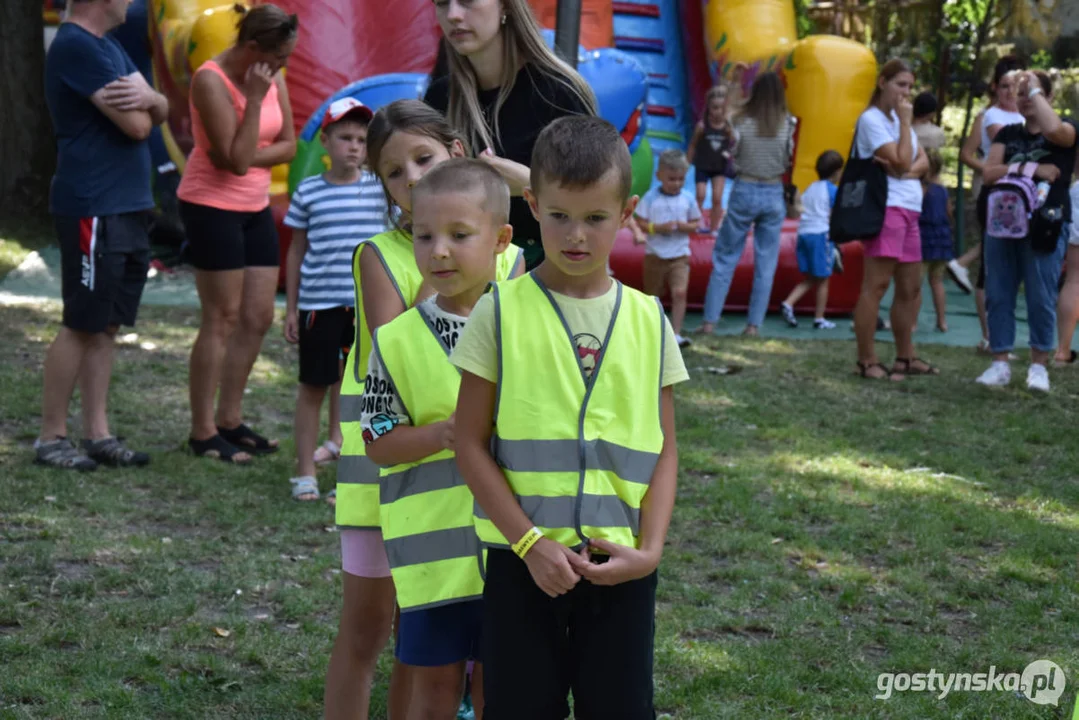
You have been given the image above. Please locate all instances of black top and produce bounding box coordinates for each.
[694,119,733,173]
[994,119,1078,222]
[424,63,592,259]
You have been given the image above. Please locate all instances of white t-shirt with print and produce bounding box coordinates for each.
[359,296,467,443]
[636,187,701,259]
[855,106,923,213]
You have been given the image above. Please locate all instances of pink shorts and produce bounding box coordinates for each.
[341,529,392,578]
[862,206,922,263]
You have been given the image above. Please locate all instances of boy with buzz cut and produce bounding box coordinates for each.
[283,98,386,503]
[451,116,689,720]
[361,158,522,718]
[633,148,702,348]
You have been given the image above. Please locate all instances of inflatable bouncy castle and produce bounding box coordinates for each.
[143,0,878,314]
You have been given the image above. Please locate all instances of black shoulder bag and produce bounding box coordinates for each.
[830,117,889,244]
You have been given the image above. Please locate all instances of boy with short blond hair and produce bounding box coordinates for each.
[451,116,688,720]
[634,148,701,347]
[361,158,521,718]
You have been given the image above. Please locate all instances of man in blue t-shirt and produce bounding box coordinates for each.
[36,0,169,471]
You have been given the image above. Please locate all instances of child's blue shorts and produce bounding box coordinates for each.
[796,232,834,278]
[395,598,483,667]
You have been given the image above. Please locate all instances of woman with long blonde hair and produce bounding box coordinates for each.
[425,0,597,269]
[699,71,793,337]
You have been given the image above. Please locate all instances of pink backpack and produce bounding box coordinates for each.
[983,163,1041,239]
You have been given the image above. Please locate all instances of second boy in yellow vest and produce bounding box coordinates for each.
[362,159,515,718]
[453,116,689,719]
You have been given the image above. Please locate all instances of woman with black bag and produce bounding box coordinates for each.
[976,70,1077,393]
[840,59,931,380]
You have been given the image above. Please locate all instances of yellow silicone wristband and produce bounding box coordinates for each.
[512,526,544,559]
[648,222,655,234]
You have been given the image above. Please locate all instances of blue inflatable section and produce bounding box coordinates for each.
[612,0,726,209]
[299,74,431,142]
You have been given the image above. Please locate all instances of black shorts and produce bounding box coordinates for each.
[481,549,657,720]
[694,160,732,182]
[179,201,279,271]
[299,306,355,387]
[56,213,151,334]
[977,244,986,290]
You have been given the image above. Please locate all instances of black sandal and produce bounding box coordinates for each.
[856,361,903,381]
[892,357,940,376]
[217,423,279,455]
[189,435,252,464]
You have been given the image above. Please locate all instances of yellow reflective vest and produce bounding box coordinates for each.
[374,305,483,610]
[336,230,522,529]
[474,275,666,550]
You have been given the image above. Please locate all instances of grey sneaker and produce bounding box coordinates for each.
[34,437,97,471]
[82,437,150,467]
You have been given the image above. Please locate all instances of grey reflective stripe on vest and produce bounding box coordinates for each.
[380,458,462,504]
[337,454,380,484]
[383,525,479,569]
[493,437,658,485]
[474,493,640,534]
[339,393,365,422]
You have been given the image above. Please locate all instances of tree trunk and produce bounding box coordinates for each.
[954,0,997,251]
[0,3,55,218]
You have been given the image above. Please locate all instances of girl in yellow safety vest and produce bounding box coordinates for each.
[325,100,524,720]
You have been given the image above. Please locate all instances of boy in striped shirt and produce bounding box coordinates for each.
[283,98,387,502]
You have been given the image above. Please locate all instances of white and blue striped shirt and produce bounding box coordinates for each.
[285,171,388,310]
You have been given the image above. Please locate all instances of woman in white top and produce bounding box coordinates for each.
[953,56,1026,350]
[852,59,931,381]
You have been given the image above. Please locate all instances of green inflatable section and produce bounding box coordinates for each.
[288,135,655,198]
[288,137,330,196]
[630,137,653,198]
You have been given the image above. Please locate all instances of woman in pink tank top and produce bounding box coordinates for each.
[178,4,297,463]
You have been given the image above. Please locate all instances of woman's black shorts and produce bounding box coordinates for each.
[179,201,279,271]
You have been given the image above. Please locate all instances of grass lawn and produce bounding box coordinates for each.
[2,302,1078,719]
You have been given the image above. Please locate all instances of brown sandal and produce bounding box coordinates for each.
[892,357,940,376]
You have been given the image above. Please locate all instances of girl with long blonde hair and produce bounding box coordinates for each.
[425,0,598,269]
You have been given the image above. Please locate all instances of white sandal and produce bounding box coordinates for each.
[290,476,320,501]
[313,440,341,466]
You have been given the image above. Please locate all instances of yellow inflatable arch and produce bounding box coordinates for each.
[704,0,878,192]
[149,0,290,195]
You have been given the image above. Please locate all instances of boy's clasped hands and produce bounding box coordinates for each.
[523,536,662,597]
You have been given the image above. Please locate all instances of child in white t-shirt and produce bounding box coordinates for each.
[633,149,701,347]
[781,150,844,329]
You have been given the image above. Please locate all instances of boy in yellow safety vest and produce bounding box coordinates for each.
[451,116,689,719]
[361,158,515,718]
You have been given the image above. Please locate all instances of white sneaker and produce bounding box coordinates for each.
[780,302,798,327]
[1026,364,1050,392]
[675,334,691,348]
[976,361,1011,387]
[947,259,973,294]
[813,318,836,329]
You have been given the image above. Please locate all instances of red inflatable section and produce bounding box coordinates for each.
[609,221,863,314]
[679,0,713,124]
[270,0,441,134]
[529,0,614,49]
